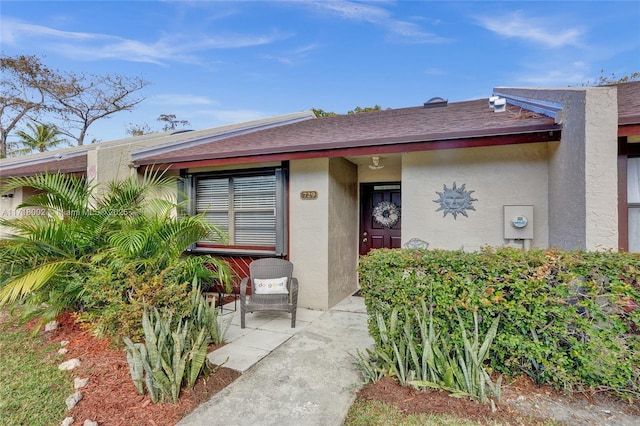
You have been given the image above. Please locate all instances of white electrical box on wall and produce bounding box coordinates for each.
[504,205,534,240]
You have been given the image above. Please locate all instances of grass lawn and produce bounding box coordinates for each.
[0,314,72,426]
[344,399,492,425]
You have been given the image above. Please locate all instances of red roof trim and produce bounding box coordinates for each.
[142,130,561,171]
[619,124,640,137]
[135,125,561,167]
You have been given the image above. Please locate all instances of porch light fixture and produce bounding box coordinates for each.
[369,156,384,170]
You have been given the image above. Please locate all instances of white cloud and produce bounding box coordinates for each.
[313,0,389,23]
[304,0,448,44]
[386,20,449,44]
[259,54,294,65]
[0,16,285,65]
[476,11,584,48]
[259,43,320,65]
[150,94,217,106]
[516,68,588,87]
[1,17,110,44]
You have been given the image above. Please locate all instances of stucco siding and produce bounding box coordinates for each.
[496,87,618,250]
[583,88,618,250]
[289,158,330,310]
[327,158,358,307]
[358,159,401,183]
[0,187,26,237]
[402,143,550,250]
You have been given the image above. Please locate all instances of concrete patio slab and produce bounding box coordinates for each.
[179,295,373,426]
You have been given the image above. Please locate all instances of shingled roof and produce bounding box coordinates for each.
[4,83,638,177]
[0,111,315,178]
[133,98,562,169]
[0,152,87,178]
[617,81,640,128]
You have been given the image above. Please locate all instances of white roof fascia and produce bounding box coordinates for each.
[0,149,87,171]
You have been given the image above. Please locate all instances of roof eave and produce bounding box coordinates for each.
[138,127,561,171]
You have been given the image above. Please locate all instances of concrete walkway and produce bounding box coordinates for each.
[177,295,373,426]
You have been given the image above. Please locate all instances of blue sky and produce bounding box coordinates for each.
[1,1,639,143]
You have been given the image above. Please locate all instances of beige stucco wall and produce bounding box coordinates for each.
[496,87,618,250]
[289,158,331,310]
[358,159,402,183]
[402,143,551,250]
[87,144,137,195]
[0,186,47,237]
[327,158,359,307]
[0,186,24,237]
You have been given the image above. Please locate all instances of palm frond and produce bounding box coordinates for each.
[0,261,74,305]
[1,215,93,259]
[2,172,93,214]
[97,167,177,212]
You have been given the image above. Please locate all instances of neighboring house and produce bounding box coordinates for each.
[2,83,639,311]
[0,111,315,234]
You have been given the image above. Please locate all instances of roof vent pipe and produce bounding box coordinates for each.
[423,97,448,108]
[488,96,499,109]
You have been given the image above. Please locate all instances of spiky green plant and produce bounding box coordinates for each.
[123,283,230,404]
[187,278,232,345]
[354,302,502,407]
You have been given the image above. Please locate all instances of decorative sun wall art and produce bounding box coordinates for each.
[372,200,400,228]
[433,182,477,219]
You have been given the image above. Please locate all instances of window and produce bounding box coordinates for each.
[185,168,288,255]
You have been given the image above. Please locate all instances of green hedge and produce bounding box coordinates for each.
[357,247,640,395]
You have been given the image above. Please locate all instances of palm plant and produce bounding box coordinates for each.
[0,169,230,330]
[13,122,68,155]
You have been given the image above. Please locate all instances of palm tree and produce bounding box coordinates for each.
[13,122,68,155]
[0,169,231,329]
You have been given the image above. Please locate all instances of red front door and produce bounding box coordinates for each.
[360,183,401,255]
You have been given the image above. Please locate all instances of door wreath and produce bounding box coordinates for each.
[372,201,400,228]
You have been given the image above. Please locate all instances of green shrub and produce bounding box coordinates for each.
[123,283,230,403]
[358,247,640,396]
[79,264,192,339]
[78,253,231,339]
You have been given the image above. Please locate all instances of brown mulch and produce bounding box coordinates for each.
[356,376,548,425]
[356,375,640,425]
[27,306,640,426]
[45,310,240,426]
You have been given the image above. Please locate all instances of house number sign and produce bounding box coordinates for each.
[300,191,318,200]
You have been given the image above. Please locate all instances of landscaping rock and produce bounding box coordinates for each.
[58,347,68,355]
[45,320,59,331]
[83,420,98,426]
[59,358,81,370]
[60,340,70,346]
[74,377,90,389]
[65,391,83,410]
[61,417,74,426]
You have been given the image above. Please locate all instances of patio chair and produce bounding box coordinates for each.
[240,258,299,328]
